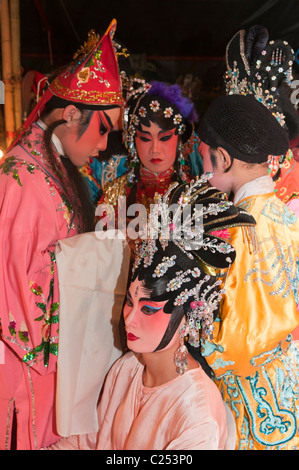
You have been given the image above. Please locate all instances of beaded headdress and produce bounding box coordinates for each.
[225,25,294,128]
[50,20,122,107]
[123,79,198,185]
[7,19,123,152]
[132,173,256,350]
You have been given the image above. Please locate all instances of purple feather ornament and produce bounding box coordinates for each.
[147,81,198,123]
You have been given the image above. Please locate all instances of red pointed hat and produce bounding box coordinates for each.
[7,19,123,151]
[50,19,123,106]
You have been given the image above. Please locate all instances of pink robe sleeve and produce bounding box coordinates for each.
[165,403,236,450]
[0,162,65,374]
[287,198,299,218]
[165,420,223,450]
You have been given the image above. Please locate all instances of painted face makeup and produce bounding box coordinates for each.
[135,121,178,174]
[61,107,121,167]
[123,278,171,353]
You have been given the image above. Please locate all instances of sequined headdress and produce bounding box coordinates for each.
[7,19,123,151]
[123,79,198,185]
[50,21,122,107]
[132,173,256,352]
[225,25,294,128]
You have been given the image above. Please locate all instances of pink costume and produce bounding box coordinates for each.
[48,352,235,450]
[0,19,124,450]
[0,121,79,450]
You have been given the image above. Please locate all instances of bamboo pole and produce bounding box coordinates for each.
[10,0,22,130]
[0,0,15,148]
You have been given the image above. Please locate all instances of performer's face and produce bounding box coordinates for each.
[123,278,178,354]
[199,141,231,192]
[135,121,178,174]
[61,107,121,167]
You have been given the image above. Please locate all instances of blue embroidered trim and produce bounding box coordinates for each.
[250,335,292,368]
[236,369,297,446]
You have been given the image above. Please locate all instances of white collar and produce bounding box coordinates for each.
[233,175,275,205]
[36,119,65,156]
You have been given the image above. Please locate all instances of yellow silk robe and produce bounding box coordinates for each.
[202,179,299,450]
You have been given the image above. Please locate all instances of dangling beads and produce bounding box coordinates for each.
[178,142,189,183]
[126,136,140,187]
[174,323,189,375]
[188,301,201,347]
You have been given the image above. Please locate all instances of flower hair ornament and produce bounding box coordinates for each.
[131,173,256,374]
[123,78,198,186]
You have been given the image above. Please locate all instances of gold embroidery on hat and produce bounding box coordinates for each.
[77,66,90,84]
[50,78,123,105]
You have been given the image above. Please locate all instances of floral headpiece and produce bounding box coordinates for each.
[225,26,294,128]
[123,79,198,185]
[124,79,198,141]
[132,173,256,344]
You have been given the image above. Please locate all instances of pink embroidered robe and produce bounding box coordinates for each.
[0,122,80,450]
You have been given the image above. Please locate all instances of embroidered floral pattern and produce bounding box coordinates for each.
[57,194,74,228]
[23,267,59,365]
[1,139,77,233]
[7,313,29,344]
[0,156,37,186]
[244,235,299,301]
[19,250,59,367]
[0,123,81,380]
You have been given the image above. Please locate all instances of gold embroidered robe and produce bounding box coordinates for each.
[202,190,299,450]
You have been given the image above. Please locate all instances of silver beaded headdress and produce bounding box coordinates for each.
[132,173,256,344]
[225,26,294,128]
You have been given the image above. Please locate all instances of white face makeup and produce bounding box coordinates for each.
[123,277,171,353]
[135,121,178,174]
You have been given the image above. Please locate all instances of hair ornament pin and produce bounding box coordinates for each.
[173,114,182,124]
[138,106,147,117]
[131,172,256,362]
[166,266,203,292]
[166,270,191,292]
[164,107,173,118]
[152,255,177,278]
[225,26,294,128]
[150,100,160,112]
[125,78,152,102]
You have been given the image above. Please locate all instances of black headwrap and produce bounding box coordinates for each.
[198,94,289,163]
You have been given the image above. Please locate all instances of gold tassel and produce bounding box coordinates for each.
[242,226,260,255]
